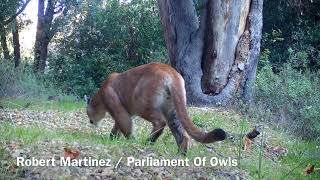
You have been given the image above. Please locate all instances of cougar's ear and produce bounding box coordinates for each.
[84,95,91,105]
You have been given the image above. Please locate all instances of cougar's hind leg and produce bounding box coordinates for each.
[145,112,167,144]
[165,110,189,155]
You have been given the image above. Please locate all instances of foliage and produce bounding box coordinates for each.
[262,0,320,71]
[0,0,31,37]
[256,0,320,139]
[0,0,20,24]
[255,57,320,139]
[0,60,73,100]
[48,0,166,96]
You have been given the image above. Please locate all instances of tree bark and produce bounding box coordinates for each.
[34,0,70,73]
[34,0,50,72]
[12,18,21,67]
[201,0,251,94]
[0,26,10,61]
[157,0,263,106]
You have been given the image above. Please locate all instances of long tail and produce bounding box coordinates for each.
[169,78,226,143]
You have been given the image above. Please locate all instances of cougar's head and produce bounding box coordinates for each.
[85,94,105,127]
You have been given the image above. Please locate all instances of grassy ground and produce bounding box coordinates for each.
[0,98,319,179]
[1,98,84,112]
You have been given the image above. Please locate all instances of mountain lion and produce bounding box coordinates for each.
[86,62,226,154]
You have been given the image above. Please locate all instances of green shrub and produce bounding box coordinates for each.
[47,52,133,96]
[256,61,320,139]
[47,0,167,96]
[0,61,68,100]
[262,1,320,72]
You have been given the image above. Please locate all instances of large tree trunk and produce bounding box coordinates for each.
[12,18,21,67]
[34,0,50,72]
[0,26,10,61]
[34,0,55,72]
[34,0,70,73]
[157,0,263,106]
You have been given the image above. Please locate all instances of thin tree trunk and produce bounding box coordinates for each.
[34,0,45,72]
[39,41,49,71]
[157,0,263,106]
[0,26,10,61]
[34,0,64,73]
[12,19,21,67]
[34,0,53,72]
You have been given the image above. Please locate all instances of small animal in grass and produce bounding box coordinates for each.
[304,164,320,176]
[48,95,61,101]
[243,125,262,151]
[85,62,226,155]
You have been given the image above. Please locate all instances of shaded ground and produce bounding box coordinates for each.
[0,104,319,179]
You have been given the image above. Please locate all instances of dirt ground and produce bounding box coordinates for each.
[0,109,249,179]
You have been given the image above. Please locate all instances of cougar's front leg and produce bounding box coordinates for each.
[104,87,133,139]
[110,123,121,139]
[110,110,133,139]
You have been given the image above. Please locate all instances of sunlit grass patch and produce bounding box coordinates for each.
[0,103,319,179]
[1,98,85,112]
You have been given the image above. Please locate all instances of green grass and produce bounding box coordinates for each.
[0,122,131,147]
[0,100,319,179]
[1,121,318,179]
[0,98,85,111]
[190,110,319,179]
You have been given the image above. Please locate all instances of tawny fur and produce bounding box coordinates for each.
[87,62,226,154]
